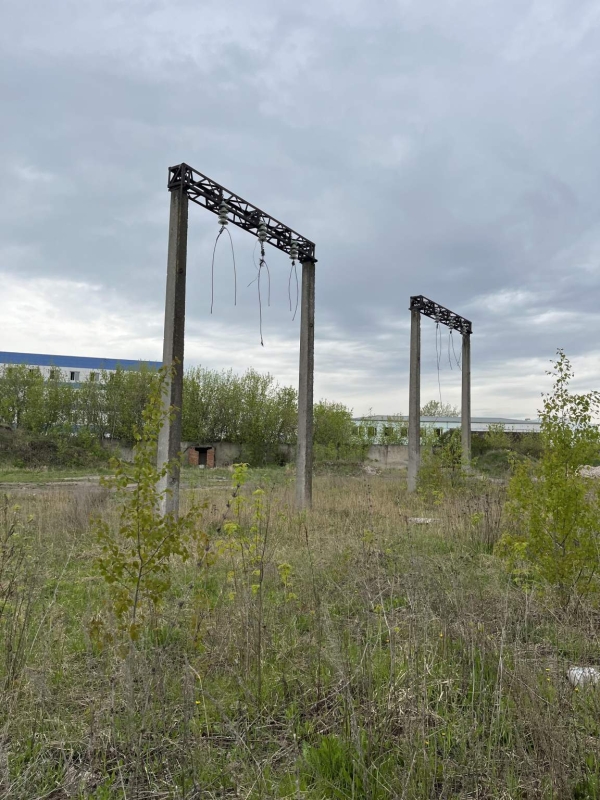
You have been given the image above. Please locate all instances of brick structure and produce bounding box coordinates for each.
[188,446,215,468]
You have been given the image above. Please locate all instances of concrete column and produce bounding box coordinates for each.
[157,186,189,517]
[461,332,471,467]
[296,258,316,510]
[407,308,421,493]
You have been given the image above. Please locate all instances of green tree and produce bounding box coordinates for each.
[238,369,291,464]
[182,366,298,464]
[484,422,510,450]
[313,401,359,460]
[102,366,157,442]
[498,350,600,604]
[42,368,75,434]
[0,366,45,430]
[76,374,105,437]
[420,400,459,417]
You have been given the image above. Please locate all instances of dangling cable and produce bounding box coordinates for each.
[253,219,270,346]
[210,202,237,314]
[447,328,453,371]
[288,240,299,320]
[248,237,271,301]
[450,329,462,370]
[435,321,443,417]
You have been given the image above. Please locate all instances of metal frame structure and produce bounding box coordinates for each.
[168,164,315,262]
[157,163,317,517]
[409,295,472,336]
[407,295,472,492]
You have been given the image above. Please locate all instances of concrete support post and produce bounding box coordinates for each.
[157,187,189,517]
[461,332,471,467]
[407,308,421,492]
[296,258,316,510]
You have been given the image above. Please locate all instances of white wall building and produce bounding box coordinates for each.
[0,352,162,383]
[353,415,542,437]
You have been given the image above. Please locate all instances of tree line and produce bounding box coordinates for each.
[0,364,408,465]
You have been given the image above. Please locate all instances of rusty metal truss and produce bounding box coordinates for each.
[168,163,316,262]
[410,295,472,335]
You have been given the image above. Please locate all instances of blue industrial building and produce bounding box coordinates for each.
[0,352,162,383]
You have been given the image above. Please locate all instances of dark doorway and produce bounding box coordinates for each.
[196,447,209,466]
[188,446,215,468]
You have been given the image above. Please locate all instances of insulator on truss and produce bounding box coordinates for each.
[217,202,230,226]
[257,221,268,242]
[289,241,299,262]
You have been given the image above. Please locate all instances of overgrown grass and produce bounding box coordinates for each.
[181,464,294,489]
[1,472,600,798]
[0,465,113,484]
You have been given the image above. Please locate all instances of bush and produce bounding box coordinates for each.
[497,351,600,605]
[95,367,207,639]
[0,427,110,468]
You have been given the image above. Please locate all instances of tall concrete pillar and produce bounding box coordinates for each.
[407,308,421,493]
[157,186,189,517]
[296,258,316,510]
[461,332,471,466]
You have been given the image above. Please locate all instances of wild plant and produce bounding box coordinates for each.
[216,463,275,709]
[418,427,465,503]
[94,366,208,640]
[497,350,600,605]
[0,495,38,686]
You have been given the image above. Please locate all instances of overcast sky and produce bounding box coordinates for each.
[2,0,600,417]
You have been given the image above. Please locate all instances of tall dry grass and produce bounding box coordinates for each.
[0,471,599,798]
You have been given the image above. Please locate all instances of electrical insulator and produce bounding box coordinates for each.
[258,221,268,242]
[290,242,299,261]
[218,203,230,226]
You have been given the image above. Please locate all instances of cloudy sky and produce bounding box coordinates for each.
[2,0,600,417]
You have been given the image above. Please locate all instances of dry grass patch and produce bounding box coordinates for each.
[0,473,599,798]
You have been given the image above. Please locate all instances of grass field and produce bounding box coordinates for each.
[0,466,113,485]
[1,468,600,798]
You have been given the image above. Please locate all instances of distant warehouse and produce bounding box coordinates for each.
[353,415,542,437]
[0,352,162,383]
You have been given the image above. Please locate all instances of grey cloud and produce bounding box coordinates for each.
[2,0,600,415]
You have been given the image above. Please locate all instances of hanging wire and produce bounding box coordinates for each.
[288,240,299,321]
[435,321,443,417]
[450,329,462,370]
[246,219,271,346]
[210,202,237,314]
[249,238,272,302]
[447,328,453,370]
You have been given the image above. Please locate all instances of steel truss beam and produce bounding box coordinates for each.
[168,163,316,263]
[409,295,472,336]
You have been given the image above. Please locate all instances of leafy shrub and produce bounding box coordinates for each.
[94,367,207,639]
[418,428,465,499]
[0,495,39,686]
[497,351,600,605]
[0,427,110,468]
[511,431,544,459]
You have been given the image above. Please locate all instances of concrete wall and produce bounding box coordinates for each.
[214,442,242,467]
[109,440,411,469]
[108,440,292,468]
[366,444,408,468]
[105,439,407,469]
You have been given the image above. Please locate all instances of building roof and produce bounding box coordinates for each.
[0,352,162,371]
[353,415,541,425]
